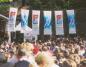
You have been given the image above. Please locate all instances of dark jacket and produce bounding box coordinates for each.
[14,60,30,67]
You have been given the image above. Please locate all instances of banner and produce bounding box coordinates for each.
[44,11,52,35]
[66,10,76,34]
[55,11,64,35]
[7,7,18,32]
[32,10,40,35]
[21,9,29,30]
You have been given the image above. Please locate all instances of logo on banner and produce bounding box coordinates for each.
[68,15,75,27]
[9,12,16,23]
[21,13,28,28]
[32,15,38,24]
[44,16,51,29]
[56,15,63,24]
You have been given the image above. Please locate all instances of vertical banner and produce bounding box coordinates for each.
[66,10,76,34]
[44,11,52,35]
[21,9,29,30]
[55,11,64,35]
[7,7,18,32]
[32,10,40,35]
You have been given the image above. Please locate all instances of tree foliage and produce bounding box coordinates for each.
[27,0,86,10]
[0,0,86,15]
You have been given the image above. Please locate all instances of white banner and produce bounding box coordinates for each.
[66,10,76,34]
[55,11,64,35]
[21,9,29,30]
[7,7,18,32]
[32,10,40,35]
[44,11,52,35]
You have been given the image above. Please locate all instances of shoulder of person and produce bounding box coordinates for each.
[14,60,30,67]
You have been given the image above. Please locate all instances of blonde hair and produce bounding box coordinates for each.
[69,54,80,64]
[18,42,34,56]
[35,52,56,67]
[63,59,77,67]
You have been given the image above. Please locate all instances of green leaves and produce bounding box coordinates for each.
[0,0,10,2]
[0,5,10,14]
[28,0,76,10]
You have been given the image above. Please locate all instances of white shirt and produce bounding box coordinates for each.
[51,64,59,67]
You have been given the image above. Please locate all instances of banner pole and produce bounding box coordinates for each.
[8,32,11,43]
[35,35,37,45]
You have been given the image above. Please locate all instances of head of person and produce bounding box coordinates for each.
[16,49,26,60]
[19,42,34,56]
[42,46,49,51]
[35,52,55,67]
[80,60,86,67]
[63,59,77,67]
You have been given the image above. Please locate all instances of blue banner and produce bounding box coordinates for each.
[44,11,52,35]
[21,9,29,29]
[67,10,76,34]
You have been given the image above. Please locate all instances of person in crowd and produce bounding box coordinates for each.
[0,37,86,67]
[35,52,59,67]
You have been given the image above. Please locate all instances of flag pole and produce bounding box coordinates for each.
[35,35,37,45]
[8,32,11,43]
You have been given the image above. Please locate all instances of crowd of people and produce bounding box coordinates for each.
[0,37,86,67]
